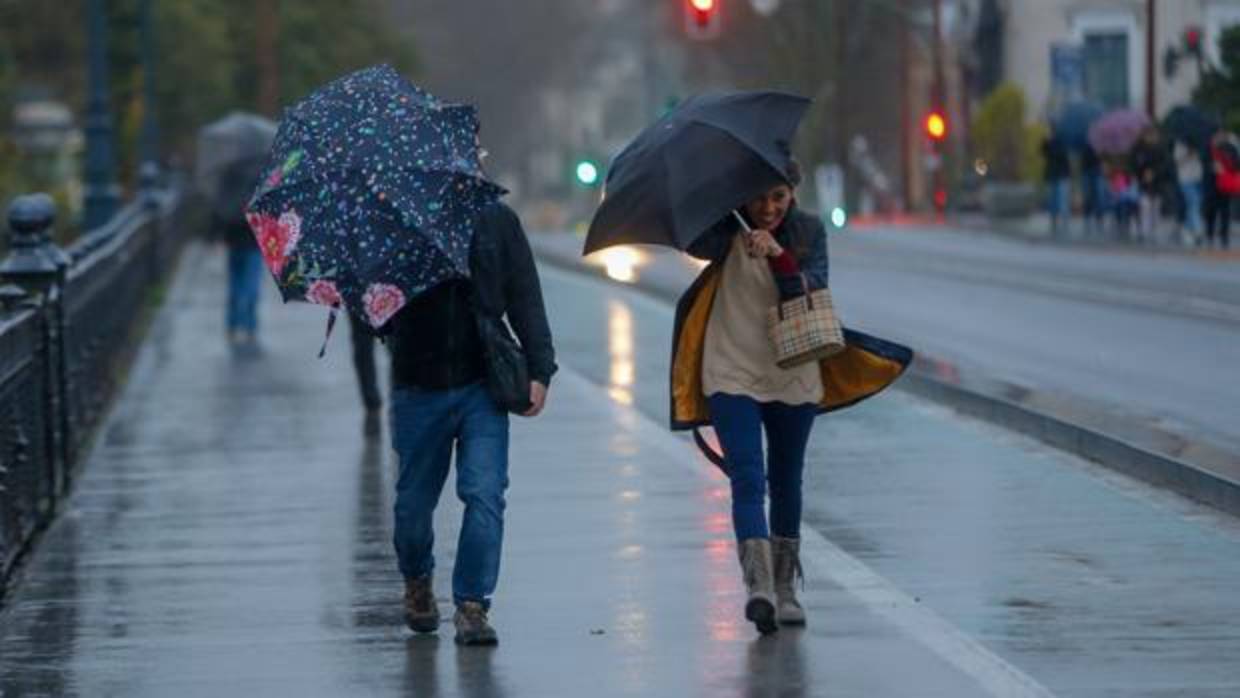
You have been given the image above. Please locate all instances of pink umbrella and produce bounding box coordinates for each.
[1088,108,1151,155]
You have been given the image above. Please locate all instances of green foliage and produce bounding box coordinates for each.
[971,82,1042,182]
[1194,25,1240,132]
[1,0,418,188]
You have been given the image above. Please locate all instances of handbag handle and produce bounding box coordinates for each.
[776,274,813,322]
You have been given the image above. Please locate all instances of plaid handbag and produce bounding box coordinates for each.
[766,277,845,369]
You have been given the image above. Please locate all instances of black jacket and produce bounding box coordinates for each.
[386,201,557,390]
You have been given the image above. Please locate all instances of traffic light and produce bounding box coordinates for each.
[684,0,721,40]
[574,159,600,187]
[924,111,948,142]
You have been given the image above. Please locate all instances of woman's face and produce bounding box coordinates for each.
[744,184,794,230]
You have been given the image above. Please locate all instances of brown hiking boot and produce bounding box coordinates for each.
[404,575,440,633]
[738,538,778,635]
[772,536,806,626]
[453,601,498,646]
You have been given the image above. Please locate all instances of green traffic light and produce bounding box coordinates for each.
[575,160,600,186]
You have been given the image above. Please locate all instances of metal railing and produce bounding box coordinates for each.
[0,176,187,588]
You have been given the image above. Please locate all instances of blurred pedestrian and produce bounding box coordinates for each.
[1206,129,1238,250]
[210,159,264,354]
[1082,145,1107,235]
[348,313,383,437]
[1042,134,1071,235]
[1130,126,1171,244]
[1173,138,1205,245]
[387,200,556,647]
[1107,162,1139,236]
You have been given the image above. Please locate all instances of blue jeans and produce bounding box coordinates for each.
[1047,178,1070,222]
[1181,180,1204,234]
[707,393,818,541]
[390,382,509,607]
[226,245,263,333]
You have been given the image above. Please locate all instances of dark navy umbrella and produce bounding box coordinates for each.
[583,90,810,255]
[246,65,503,330]
[1164,105,1220,149]
[1051,101,1103,150]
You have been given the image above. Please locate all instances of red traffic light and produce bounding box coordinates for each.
[925,111,948,142]
[1186,26,1202,52]
[684,0,721,37]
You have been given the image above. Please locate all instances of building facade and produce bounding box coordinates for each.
[997,0,1240,118]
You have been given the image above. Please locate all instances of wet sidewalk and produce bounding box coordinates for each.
[0,243,1044,696]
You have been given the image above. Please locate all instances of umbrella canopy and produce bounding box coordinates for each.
[583,90,811,255]
[1051,101,1102,150]
[246,65,503,328]
[1163,104,1219,149]
[195,112,277,219]
[1088,108,1151,156]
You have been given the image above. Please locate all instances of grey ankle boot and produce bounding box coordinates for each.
[772,536,806,626]
[738,538,778,635]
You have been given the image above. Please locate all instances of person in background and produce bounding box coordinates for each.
[211,159,265,355]
[1206,128,1238,250]
[1130,126,1171,244]
[1081,144,1107,236]
[1042,134,1071,235]
[1173,138,1205,246]
[1107,162,1139,236]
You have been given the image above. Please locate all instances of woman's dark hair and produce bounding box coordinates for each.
[784,158,803,188]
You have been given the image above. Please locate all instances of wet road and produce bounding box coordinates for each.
[0,244,1016,697]
[543,225,1240,458]
[828,226,1240,455]
[2,242,1240,696]
[537,263,1240,697]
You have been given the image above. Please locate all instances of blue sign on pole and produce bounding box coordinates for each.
[1051,42,1085,96]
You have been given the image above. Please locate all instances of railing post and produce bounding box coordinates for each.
[1,194,70,496]
[139,162,164,285]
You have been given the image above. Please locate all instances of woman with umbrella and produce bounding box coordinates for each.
[586,92,910,635]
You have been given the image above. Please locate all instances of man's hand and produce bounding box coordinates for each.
[522,381,548,417]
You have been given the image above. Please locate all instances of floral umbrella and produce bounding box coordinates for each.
[1087,108,1151,156]
[246,64,504,330]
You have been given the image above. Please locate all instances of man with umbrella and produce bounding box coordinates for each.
[247,66,556,645]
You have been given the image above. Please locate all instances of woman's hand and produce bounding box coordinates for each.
[746,229,784,258]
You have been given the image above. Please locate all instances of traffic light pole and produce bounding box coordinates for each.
[931,0,946,218]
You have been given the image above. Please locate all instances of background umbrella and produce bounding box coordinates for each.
[1051,101,1102,150]
[1088,108,1151,156]
[1163,104,1219,149]
[583,90,810,255]
[195,112,277,220]
[246,65,504,330]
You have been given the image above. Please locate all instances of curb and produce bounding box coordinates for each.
[896,369,1240,517]
[533,236,1240,517]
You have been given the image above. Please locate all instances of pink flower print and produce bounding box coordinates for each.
[250,210,302,276]
[362,283,406,327]
[264,168,283,188]
[305,279,342,308]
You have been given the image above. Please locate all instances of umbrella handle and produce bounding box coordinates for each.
[731,210,752,233]
[317,307,339,359]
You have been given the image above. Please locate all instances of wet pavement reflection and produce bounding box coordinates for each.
[0,244,996,696]
[538,262,1240,697]
[4,243,1240,696]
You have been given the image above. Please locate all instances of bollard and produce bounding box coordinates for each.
[1,194,70,296]
[0,284,29,312]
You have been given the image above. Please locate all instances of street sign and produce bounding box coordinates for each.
[1050,42,1084,97]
